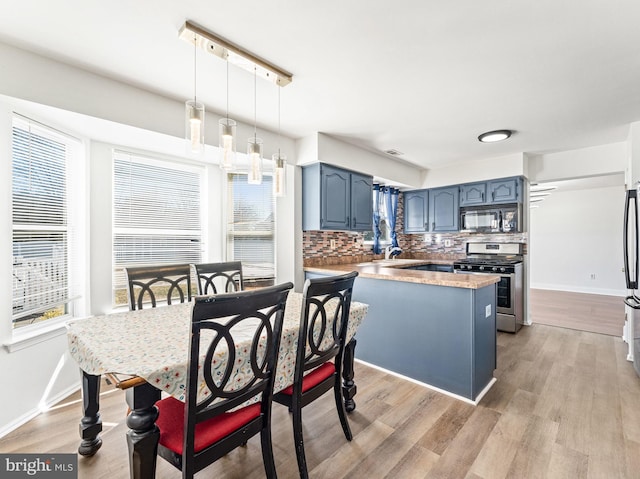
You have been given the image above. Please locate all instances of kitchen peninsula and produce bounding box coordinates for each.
[304,259,499,403]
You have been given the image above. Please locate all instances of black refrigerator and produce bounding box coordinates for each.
[623,188,640,377]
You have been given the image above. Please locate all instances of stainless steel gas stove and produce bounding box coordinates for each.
[454,243,524,333]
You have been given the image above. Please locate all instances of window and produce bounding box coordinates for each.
[226,173,275,287]
[363,190,391,245]
[113,151,204,306]
[11,116,84,329]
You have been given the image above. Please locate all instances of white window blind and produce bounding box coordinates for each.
[226,173,275,285]
[12,116,83,328]
[113,150,203,306]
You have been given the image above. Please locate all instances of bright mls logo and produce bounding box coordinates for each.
[1,454,77,478]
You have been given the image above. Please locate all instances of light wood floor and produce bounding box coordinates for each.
[2,326,640,478]
[530,289,625,336]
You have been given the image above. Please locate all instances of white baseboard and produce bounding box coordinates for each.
[0,381,81,439]
[355,359,496,406]
[530,283,627,297]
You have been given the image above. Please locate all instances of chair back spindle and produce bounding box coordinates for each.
[193,261,244,295]
[124,264,192,311]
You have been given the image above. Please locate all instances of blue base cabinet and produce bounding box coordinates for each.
[306,273,497,401]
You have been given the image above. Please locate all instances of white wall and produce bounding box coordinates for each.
[423,153,527,188]
[295,132,424,188]
[527,142,627,183]
[0,41,297,436]
[529,185,626,296]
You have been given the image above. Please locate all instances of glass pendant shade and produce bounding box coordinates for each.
[185,100,205,154]
[247,138,263,184]
[272,153,286,197]
[218,118,237,170]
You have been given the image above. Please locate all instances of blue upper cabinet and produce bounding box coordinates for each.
[302,163,373,231]
[351,172,373,230]
[459,182,487,207]
[403,189,429,233]
[429,186,459,232]
[321,164,351,229]
[487,177,521,203]
[459,177,522,206]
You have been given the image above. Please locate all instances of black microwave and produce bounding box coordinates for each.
[459,203,521,233]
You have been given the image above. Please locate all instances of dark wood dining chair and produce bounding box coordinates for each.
[155,282,293,479]
[273,271,358,479]
[192,261,244,295]
[124,264,192,311]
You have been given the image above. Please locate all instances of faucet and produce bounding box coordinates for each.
[385,245,403,260]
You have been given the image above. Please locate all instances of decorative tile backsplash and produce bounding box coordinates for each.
[303,192,528,264]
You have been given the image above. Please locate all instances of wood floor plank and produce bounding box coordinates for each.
[504,415,559,479]
[530,289,624,336]
[424,407,500,479]
[309,420,395,479]
[546,443,589,478]
[384,444,439,479]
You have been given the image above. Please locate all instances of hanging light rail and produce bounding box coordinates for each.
[179,20,293,87]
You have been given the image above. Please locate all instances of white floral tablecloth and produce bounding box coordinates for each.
[67,292,368,402]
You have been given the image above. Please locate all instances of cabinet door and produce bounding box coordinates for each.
[403,190,429,233]
[321,164,350,229]
[351,172,373,230]
[488,178,520,203]
[460,182,487,206]
[429,186,459,232]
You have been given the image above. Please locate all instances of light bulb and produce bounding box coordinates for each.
[185,100,204,155]
[273,154,286,197]
[247,138,263,185]
[219,118,236,170]
[189,118,201,152]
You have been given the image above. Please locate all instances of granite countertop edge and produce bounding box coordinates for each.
[303,260,500,290]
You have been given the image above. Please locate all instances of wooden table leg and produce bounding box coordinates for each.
[78,371,103,456]
[125,382,161,479]
[342,337,357,412]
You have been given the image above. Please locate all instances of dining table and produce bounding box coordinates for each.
[66,291,368,479]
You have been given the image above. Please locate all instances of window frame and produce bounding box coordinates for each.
[111,149,206,307]
[225,169,276,287]
[10,114,86,334]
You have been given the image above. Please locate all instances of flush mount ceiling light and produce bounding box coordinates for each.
[478,129,512,143]
[179,21,293,87]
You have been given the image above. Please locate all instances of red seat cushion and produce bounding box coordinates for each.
[280,362,335,395]
[156,396,261,454]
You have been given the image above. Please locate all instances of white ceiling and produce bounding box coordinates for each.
[2,0,640,170]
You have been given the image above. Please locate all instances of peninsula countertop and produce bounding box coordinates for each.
[304,258,500,289]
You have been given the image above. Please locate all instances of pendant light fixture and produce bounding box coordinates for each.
[272,86,286,197]
[247,66,263,185]
[185,33,205,155]
[219,60,236,170]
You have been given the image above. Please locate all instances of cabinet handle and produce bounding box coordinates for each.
[492,191,495,201]
[346,216,350,227]
[432,222,435,230]
[424,222,428,229]
[481,192,484,201]
[353,217,356,228]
